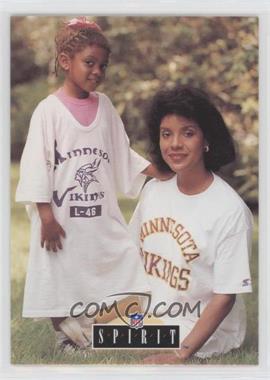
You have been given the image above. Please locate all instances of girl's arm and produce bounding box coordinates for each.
[142,163,173,180]
[36,203,66,253]
[175,293,236,360]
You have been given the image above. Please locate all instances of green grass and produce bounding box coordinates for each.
[10,163,258,365]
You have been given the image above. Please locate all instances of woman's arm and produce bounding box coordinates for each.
[176,293,236,360]
[143,293,235,364]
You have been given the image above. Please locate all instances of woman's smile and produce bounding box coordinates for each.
[167,152,189,167]
[168,152,188,161]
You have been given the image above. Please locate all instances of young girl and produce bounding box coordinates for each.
[129,85,253,363]
[15,16,165,353]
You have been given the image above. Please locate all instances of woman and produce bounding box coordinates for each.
[129,86,253,363]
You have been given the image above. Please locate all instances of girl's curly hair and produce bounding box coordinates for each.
[54,20,111,75]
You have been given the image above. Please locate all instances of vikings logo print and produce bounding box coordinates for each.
[54,140,67,170]
[75,159,101,193]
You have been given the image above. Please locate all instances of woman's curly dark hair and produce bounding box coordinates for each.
[146,85,236,173]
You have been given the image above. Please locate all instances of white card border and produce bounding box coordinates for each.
[1,0,269,379]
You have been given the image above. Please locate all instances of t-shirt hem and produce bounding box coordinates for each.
[213,287,252,294]
[16,195,51,203]
[23,310,72,318]
[23,287,152,318]
[194,343,241,359]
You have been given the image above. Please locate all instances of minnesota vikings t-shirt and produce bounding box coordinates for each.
[129,175,253,358]
[16,92,151,317]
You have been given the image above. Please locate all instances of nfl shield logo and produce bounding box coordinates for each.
[129,313,144,329]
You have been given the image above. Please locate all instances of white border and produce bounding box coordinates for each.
[1,0,269,379]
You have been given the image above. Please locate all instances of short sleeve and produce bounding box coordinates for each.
[128,197,143,249]
[15,103,53,204]
[213,207,253,294]
[109,100,150,198]
[128,180,154,248]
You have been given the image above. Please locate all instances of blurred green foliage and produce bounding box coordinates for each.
[11,16,258,207]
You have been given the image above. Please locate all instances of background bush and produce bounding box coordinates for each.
[11,15,258,208]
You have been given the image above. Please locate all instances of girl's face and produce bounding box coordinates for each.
[60,44,109,98]
[159,114,207,175]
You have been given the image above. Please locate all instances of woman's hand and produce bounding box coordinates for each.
[37,203,66,252]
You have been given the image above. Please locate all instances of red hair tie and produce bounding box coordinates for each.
[66,17,102,32]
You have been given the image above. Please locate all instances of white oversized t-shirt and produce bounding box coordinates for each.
[16,92,151,318]
[129,174,253,358]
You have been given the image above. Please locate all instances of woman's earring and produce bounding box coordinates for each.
[204,145,210,153]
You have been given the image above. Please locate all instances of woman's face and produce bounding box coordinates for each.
[159,114,207,175]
